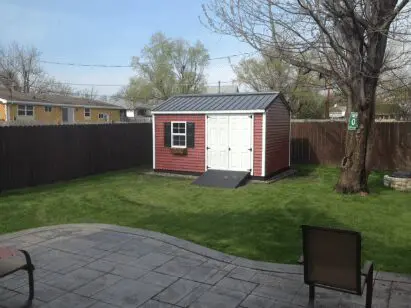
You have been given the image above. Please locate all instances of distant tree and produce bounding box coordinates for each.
[0,42,43,93]
[233,54,324,117]
[76,87,99,100]
[99,95,108,102]
[0,69,21,94]
[378,73,411,117]
[34,76,73,96]
[128,32,209,100]
[116,77,155,109]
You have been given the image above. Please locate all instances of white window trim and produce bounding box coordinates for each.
[171,121,187,148]
[204,115,207,171]
[262,113,266,177]
[84,108,91,118]
[289,112,291,167]
[17,104,35,117]
[152,115,156,170]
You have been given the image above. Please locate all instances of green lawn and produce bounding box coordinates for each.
[1,166,410,273]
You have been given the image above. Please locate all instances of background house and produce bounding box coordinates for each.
[0,88,124,125]
[108,98,157,122]
[329,104,347,119]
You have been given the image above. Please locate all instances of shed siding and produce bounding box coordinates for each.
[155,114,205,173]
[253,114,263,177]
[265,99,290,175]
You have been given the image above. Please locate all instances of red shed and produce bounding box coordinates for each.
[151,92,290,180]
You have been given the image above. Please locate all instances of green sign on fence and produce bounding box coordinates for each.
[348,112,359,130]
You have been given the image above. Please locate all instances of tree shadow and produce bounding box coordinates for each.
[367,170,392,195]
[291,164,318,177]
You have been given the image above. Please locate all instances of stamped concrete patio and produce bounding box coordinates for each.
[0,224,410,308]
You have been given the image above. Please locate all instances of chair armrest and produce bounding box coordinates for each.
[19,249,35,271]
[361,260,374,277]
[297,255,304,264]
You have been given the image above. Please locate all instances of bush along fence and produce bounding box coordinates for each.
[0,121,409,192]
[0,123,152,192]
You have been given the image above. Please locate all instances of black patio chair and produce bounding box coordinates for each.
[0,247,35,302]
[300,225,374,308]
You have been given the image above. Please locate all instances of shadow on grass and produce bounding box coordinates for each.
[367,171,396,195]
[0,168,140,197]
[292,164,319,177]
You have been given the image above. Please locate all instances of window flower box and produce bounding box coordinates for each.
[171,148,187,155]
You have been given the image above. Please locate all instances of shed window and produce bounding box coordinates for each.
[17,105,34,116]
[84,108,91,118]
[45,106,52,112]
[171,122,186,148]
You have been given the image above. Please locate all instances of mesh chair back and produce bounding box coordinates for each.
[302,225,361,294]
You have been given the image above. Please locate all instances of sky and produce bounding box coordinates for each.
[0,0,254,97]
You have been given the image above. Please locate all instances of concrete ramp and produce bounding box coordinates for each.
[192,170,250,189]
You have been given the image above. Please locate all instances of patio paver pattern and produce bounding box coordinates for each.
[0,224,410,307]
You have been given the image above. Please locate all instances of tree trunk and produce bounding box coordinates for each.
[335,78,377,194]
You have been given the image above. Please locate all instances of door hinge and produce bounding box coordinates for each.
[207,166,210,169]
[249,115,253,118]
[228,147,231,151]
[206,147,210,150]
[249,148,252,152]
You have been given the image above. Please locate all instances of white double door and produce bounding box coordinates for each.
[207,114,252,172]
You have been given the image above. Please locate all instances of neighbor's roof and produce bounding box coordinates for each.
[0,88,124,109]
[152,92,281,113]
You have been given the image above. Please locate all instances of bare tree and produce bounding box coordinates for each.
[0,44,21,94]
[0,69,21,94]
[0,42,43,93]
[203,0,411,193]
[76,87,99,100]
[34,76,73,96]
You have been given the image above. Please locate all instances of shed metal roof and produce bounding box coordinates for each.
[152,92,280,113]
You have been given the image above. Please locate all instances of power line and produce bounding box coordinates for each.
[46,80,236,87]
[39,52,257,68]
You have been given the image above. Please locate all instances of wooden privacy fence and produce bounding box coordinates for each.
[0,121,409,192]
[0,123,152,191]
[291,121,411,170]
